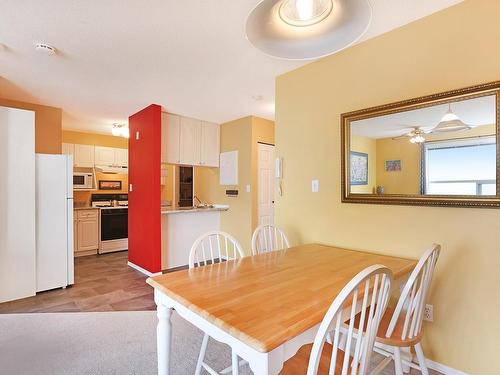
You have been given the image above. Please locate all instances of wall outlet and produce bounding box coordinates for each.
[424,304,434,322]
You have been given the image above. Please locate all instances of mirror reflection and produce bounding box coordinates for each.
[349,94,497,196]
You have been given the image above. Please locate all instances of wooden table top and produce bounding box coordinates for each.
[147,244,416,353]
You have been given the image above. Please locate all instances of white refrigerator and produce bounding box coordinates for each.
[35,154,74,292]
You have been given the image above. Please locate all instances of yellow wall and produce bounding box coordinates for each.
[195,116,275,251]
[62,130,128,148]
[275,1,500,373]
[62,130,129,205]
[350,135,376,193]
[195,116,254,250]
[375,138,421,195]
[0,97,62,154]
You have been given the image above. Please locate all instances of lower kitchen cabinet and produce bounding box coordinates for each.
[74,209,99,257]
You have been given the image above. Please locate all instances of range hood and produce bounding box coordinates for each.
[95,165,128,174]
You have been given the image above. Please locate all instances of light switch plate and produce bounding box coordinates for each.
[312,179,319,193]
[246,184,251,192]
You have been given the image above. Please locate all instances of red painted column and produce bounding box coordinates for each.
[128,104,162,274]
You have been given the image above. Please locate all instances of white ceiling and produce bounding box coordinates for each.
[0,0,463,134]
[351,94,497,139]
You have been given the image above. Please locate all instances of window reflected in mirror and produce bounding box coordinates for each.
[349,94,497,197]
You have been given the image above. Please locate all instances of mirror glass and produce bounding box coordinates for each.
[348,94,497,197]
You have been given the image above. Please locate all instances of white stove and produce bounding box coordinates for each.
[91,194,128,254]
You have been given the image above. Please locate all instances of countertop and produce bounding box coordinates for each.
[73,206,99,211]
[161,205,229,215]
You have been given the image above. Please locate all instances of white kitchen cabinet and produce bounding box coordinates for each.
[114,148,128,167]
[94,146,115,166]
[62,143,75,158]
[162,112,181,164]
[180,116,201,166]
[75,209,99,256]
[161,113,220,167]
[201,122,220,167]
[74,144,95,167]
[94,146,128,167]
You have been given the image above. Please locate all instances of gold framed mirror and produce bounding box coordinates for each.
[341,81,500,208]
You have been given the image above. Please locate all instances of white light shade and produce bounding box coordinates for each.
[246,0,372,60]
[432,106,472,133]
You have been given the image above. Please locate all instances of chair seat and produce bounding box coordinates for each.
[280,342,352,375]
[352,307,423,347]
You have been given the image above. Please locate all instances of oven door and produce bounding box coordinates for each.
[100,209,128,241]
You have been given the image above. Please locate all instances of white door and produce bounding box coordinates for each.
[257,143,275,226]
[114,148,128,167]
[94,146,116,166]
[201,122,220,167]
[180,116,201,165]
[163,113,181,164]
[74,144,95,167]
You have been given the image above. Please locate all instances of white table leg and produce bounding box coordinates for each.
[157,305,173,375]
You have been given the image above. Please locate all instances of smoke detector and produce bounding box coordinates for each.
[35,43,56,55]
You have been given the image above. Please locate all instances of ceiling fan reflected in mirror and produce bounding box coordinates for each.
[392,104,473,143]
[391,127,428,144]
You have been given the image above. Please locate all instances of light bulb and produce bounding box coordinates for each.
[112,126,121,137]
[279,0,333,27]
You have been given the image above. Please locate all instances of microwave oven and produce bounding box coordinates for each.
[73,172,94,190]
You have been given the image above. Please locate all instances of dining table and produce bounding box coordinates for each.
[146,243,417,375]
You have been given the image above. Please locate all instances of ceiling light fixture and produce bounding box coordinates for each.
[279,0,333,27]
[409,134,425,144]
[35,43,56,55]
[432,104,472,133]
[112,123,129,138]
[246,0,372,60]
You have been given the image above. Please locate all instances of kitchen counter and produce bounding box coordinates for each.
[73,206,99,211]
[161,205,229,215]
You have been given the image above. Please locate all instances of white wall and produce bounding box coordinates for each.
[0,106,36,303]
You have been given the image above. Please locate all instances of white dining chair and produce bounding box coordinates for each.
[251,224,290,255]
[353,244,441,375]
[190,231,244,375]
[280,265,393,375]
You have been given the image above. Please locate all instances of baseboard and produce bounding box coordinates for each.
[127,261,162,277]
[426,359,469,375]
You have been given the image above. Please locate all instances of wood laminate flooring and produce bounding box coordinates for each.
[0,251,155,313]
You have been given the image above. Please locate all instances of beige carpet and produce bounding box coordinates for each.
[0,311,439,375]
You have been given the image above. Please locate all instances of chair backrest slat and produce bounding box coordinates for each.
[307,265,393,375]
[251,224,290,255]
[386,244,440,341]
[189,231,244,269]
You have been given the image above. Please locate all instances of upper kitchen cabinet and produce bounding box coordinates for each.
[74,144,95,167]
[95,146,128,167]
[201,121,220,167]
[114,148,128,166]
[62,143,74,157]
[162,113,219,167]
[161,112,180,164]
[180,116,201,166]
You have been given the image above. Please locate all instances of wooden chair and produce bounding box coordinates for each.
[281,265,393,375]
[190,231,244,375]
[251,224,290,255]
[354,244,441,375]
